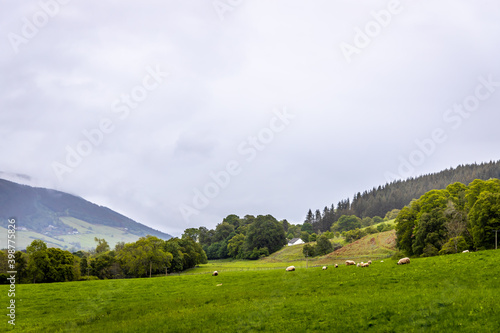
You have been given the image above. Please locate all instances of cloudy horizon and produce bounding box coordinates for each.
[2,1,500,237]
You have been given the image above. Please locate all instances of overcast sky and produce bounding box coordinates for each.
[1,0,500,237]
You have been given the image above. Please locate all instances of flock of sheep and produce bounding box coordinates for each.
[283,257,411,272]
[212,257,412,276]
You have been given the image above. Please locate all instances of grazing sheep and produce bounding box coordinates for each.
[462,250,469,253]
[345,260,356,266]
[381,260,384,263]
[286,266,295,271]
[397,257,410,265]
[335,264,338,268]
[212,271,218,276]
[367,260,372,265]
[361,263,370,267]
[356,263,360,267]
[322,266,327,270]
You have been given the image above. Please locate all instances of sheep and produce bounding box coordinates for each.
[367,260,372,265]
[361,263,370,267]
[286,266,295,271]
[212,271,218,276]
[356,263,360,267]
[397,257,410,265]
[322,266,327,270]
[345,260,356,266]
[335,264,338,268]
[462,250,469,253]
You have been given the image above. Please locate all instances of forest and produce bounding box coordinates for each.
[0,235,206,284]
[304,160,500,233]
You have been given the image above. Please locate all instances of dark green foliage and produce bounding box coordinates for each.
[396,178,500,257]
[302,243,315,257]
[344,228,367,243]
[315,235,333,256]
[439,236,469,255]
[332,215,361,232]
[301,222,313,234]
[468,180,500,250]
[246,247,269,260]
[301,235,337,257]
[244,215,286,255]
[45,248,76,282]
[300,231,310,243]
[384,209,401,220]
[227,234,245,259]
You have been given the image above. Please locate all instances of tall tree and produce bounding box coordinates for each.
[244,215,286,255]
[26,240,49,283]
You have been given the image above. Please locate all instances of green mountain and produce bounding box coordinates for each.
[0,178,172,250]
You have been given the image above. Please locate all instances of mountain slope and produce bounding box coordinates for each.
[0,179,172,250]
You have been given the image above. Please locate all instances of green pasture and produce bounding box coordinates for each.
[2,249,500,332]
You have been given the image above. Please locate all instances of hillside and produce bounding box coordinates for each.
[0,179,172,250]
[259,230,396,265]
[306,160,500,232]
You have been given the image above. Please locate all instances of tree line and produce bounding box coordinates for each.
[395,178,500,257]
[304,160,500,233]
[186,214,287,260]
[0,235,207,284]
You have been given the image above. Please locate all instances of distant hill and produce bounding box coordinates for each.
[0,179,172,250]
[306,160,500,232]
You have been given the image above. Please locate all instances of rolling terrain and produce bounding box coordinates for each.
[0,178,172,250]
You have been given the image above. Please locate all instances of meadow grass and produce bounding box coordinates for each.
[2,249,500,332]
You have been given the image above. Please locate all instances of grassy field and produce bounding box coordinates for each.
[189,230,397,274]
[2,249,500,332]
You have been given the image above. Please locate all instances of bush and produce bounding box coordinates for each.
[315,235,333,256]
[439,236,469,255]
[301,231,310,243]
[246,247,269,260]
[302,244,315,257]
[422,244,439,257]
[80,276,100,281]
[0,273,10,284]
[391,251,405,261]
[345,228,367,243]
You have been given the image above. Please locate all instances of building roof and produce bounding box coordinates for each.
[288,238,303,244]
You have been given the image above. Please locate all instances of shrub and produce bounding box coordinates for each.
[345,228,367,243]
[80,276,100,281]
[422,244,439,257]
[439,236,469,255]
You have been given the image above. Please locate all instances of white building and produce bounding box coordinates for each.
[288,238,305,246]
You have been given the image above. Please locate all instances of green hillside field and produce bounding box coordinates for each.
[0,217,144,251]
[2,249,499,332]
